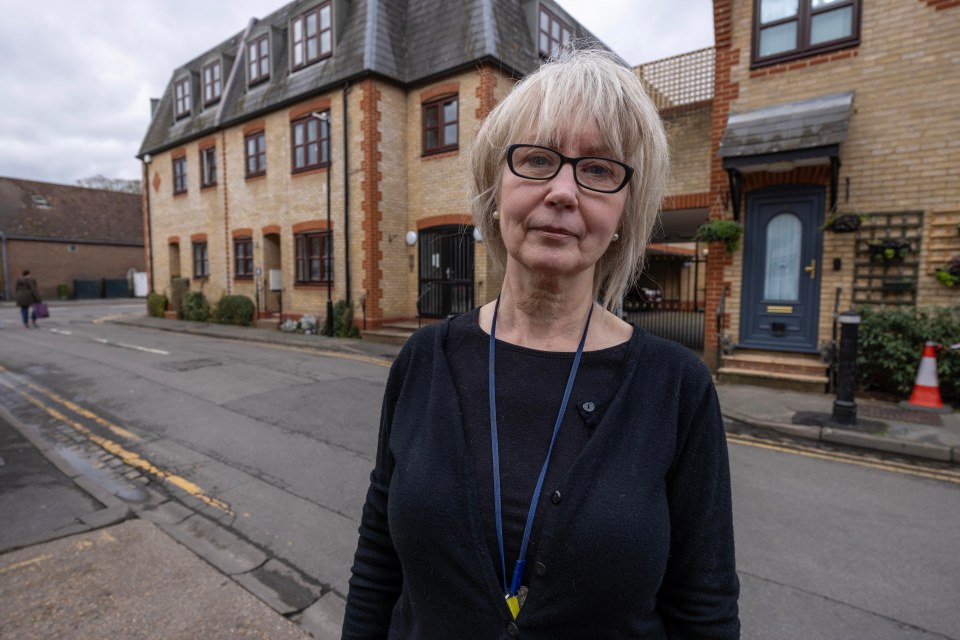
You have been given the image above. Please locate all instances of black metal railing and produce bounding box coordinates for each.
[623,299,705,351]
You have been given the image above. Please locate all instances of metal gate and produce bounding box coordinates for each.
[417,225,475,319]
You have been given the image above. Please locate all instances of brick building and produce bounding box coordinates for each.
[0,177,144,301]
[137,0,604,329]
[692,0,960,382]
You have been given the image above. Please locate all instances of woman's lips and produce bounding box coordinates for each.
[533,227,576,240]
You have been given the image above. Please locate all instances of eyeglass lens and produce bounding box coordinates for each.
[509,145,628,193]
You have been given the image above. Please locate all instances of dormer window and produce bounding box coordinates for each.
[203,60,221,105]
[291,2,332,70]
[539,6,571,57]
[32,195,51,208]
[174,77,191,119]
[248,34,270,85]
[752,0,861,67]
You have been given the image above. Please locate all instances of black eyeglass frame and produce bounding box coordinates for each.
[505,144,634,194]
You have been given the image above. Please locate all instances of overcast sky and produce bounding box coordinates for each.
[0,0,714,187]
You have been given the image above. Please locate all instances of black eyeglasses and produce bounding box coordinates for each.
[506,144,634,194]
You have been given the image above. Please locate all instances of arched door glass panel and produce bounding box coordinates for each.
[764,212,801,301]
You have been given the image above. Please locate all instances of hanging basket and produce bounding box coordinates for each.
[934,257,960,288]
[822,213,863,233]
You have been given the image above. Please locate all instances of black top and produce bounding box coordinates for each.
[342,316,740,639]
[445,307,628,590]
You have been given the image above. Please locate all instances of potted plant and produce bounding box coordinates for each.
[867,238,911,264]
[821,212,864,233]
[934,257,960,288]
[695,219,743,253]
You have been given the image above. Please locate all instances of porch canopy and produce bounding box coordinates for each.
[651,207,709,243]
[718,91,854,218]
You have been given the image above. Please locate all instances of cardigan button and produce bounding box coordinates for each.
[507,621,519,636]
[582,401,595,412]
[551,490,562,505]
[535,561,547,577]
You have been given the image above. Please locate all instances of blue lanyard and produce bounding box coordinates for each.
[488,295,594,598]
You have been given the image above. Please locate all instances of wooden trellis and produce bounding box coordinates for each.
[636,47,714,114]
[853,211,924,306]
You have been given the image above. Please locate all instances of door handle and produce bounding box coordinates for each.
[804,259,816,279]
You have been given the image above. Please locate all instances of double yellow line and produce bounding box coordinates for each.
[726,432,960,485]
[0,365,232,514]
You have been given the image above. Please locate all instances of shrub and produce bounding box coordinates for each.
[212,294,255,326]
[857,305,960,402]
[183,291,210,322]
[171,277,190,319]
[332,299,360,338]
[147,291,167,318]
[57,284,70,300]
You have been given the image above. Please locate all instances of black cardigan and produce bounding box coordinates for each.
[342,320,740,639]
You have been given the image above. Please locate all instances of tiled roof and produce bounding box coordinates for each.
[139,0,605,156]
[0,176,143,246]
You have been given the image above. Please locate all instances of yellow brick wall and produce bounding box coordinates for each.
[664,106,713,198]
[718,0,960,347]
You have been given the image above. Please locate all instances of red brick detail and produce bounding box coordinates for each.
[190,233,208,242]
[360,79,384,328]
[242,119,266,135]
[261,224,281,236]
[662,192,711,210]
[171,147,187,160]
[922,0,960,9]
[750,47,859,78]
[142,163,151,290]
[417,214,472,230]
[292,220,332,234]
[420,82,460,103]
[704,0,740,365]
[197,136,217,150]
[152,171,161,193]
[168,235,180,245]
[475,66,498,121]
[231,228,254,238]
[221,130,231,294]
[288,98,332,121]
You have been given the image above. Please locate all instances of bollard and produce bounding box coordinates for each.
[832,310,861,425]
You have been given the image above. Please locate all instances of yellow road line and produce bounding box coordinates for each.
[0,554,53,575]
[0,378,232,514]
[0,365,140,442]
[726,433,960,485]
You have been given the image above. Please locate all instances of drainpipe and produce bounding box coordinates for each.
[1,232,9,301]
[143,154,155,293]
[342,81,352,303]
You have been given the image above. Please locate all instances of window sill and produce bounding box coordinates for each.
[750,40,859,70]
[245,172,267,182]
[291,165,330,178]
[173,191,188,198]
[192,275,209,281]
[421,148,459,161]
[200,184,217,191]
[294,282,333,289]
[234,276,254,281]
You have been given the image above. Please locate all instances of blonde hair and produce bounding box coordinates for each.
[469,47,669,311]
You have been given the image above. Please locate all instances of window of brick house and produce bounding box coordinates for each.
[538,5,572,57]
[193,242,209,278]
[291,2,332,70]
[422,96,458,155]
[174,77,191,119]
[245,131,266,178]
[248,34,270,85]
[234,237,253,278]
[200,147,217,188]
[173,156,187,194]
[752,0,860,67]
[291,113,329,172]
[203,60,221,105]
[295,231,332,283]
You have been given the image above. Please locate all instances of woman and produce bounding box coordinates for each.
[14,269,41,328]
[342,48,739,639]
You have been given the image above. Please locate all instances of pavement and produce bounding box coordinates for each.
[1,307,957,639]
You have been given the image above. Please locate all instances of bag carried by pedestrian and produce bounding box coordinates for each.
[33,302,50,318]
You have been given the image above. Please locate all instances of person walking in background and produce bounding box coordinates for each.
[14,270,41,328]
[342,47,739,639]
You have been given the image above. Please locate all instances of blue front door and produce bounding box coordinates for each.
[739,186,824,352]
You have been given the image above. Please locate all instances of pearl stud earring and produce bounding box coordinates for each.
[492,211,500,221]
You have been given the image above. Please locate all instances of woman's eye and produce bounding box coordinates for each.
[581,162,613,177]
[526,154,551,166]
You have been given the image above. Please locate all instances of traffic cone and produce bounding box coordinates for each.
[899,341,953,413]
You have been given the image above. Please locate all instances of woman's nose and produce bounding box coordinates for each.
[545,162,579,206]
